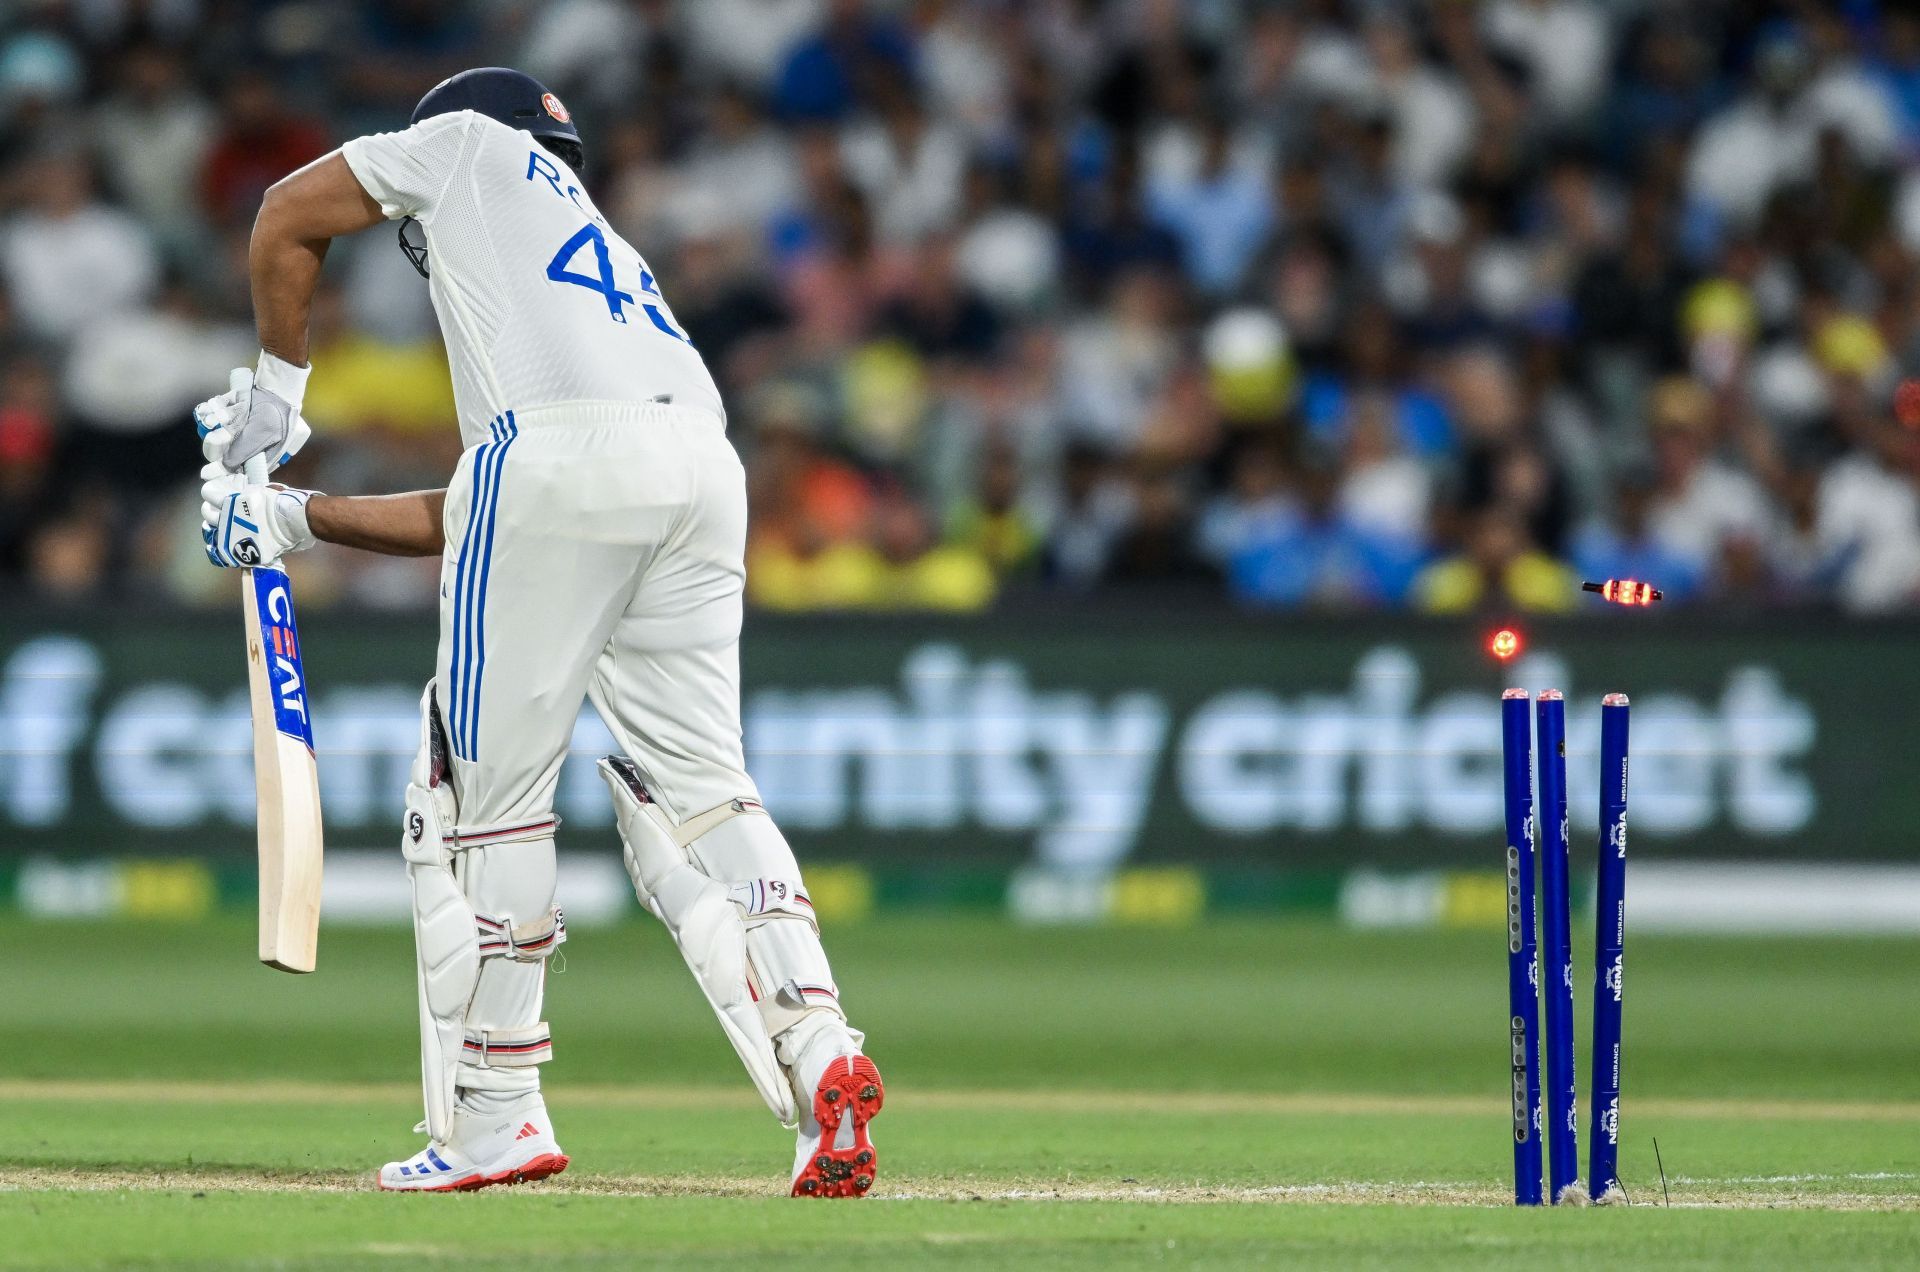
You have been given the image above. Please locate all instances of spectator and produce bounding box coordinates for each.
[1336,391,1431,548]
[1331,110,1414,280]
[879,232,999,362]
[1764,462,1849,605]
[1099,457,1218,589]
[1199,435,1295,566]
[1364,13,1475,190]
[521,0,654,116]
[957,162,1065,314]
[1299,300,1454,460]
[0,355,59,575]
[1059,143,1179,301]
[865,484,996,611]
[947,441,1041,578]
[1145,113,1274,297]
[774,0,917,123]
[1201,307,1294,428]
[26,493,114,598]
[914,0,1013,143]
[1414,507,1576,615]
[1571,191,1690,406]
[1215,446,1421,609]
[1040,440,1129,590]
[300,284,459,463]
[1813,421,1920,613]
[677,85,801,239]
[670,227,791,384]
[0,27,84,152]
[342,0,486,129]
[841,78,967,243]
[2,149,159,342]
[1876,9,1920,157]
[684,0,824,89]
[1687,24,1896,228]
[90,44,214,259]
[752,482,995,612]
[1055,266,1183,451]
[1483,0,1612,125]
[1643,376,1774,576]
[1605,20,1719,173]
[199,72,330,227]
[1445,346,1575,553]
[745,382,875,558]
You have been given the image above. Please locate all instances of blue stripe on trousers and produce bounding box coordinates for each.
[457,418,501,752]
[448,415,504,759]
[462,412,517,760]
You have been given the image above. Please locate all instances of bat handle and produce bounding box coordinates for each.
[230,366,270,486]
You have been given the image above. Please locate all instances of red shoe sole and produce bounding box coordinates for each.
[791,1054,884,1198]
[377,1152,569,1193]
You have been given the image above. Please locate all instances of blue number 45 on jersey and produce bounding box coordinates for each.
[546,222,690,342]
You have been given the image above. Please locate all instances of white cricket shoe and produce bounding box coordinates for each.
[377,1094,568,1192]
[790,1050,885,1198]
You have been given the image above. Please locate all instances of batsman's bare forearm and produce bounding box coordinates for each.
[251,152,386,365]
[308,490,446,557]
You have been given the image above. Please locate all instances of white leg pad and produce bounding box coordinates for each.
[454,837,560,1097]
[402,776,480,1144]
[692,815,853,1041]
[403,685,564,1141]
[603,756,852,1127]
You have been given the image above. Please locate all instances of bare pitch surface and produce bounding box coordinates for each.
[6,915,1918,1267]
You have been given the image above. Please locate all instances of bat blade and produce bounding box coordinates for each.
[243,560,324,973]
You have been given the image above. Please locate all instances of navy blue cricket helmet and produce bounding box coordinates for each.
[398,68,584,279]
[412,67,582,164]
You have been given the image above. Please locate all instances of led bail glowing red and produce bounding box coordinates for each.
[1583,579,1662,607]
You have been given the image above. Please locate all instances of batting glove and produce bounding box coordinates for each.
[193,351,313,473]
[200,461,320,570]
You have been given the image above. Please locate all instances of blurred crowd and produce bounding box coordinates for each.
[7,0,1920,615]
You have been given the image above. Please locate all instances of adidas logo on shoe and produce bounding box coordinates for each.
[514,1122,540,1141]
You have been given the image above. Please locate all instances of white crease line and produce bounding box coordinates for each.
[1670,1171,1920,1186]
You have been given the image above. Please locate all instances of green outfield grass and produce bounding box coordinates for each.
[6,914,1919,1269]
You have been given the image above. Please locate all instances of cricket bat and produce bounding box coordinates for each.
[230,367,325,972]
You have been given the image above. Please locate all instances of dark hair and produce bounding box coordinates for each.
[542,137,585,175]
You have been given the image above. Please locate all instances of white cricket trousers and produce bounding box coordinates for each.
[430,399,765,1101]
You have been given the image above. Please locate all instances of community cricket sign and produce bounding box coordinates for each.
[0,613,1876,870]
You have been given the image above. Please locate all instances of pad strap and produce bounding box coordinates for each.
[445,816,560,852]
[461,1024,553,1068]
[476,907,566,961]
[673,797,766,848]
[729,879,818,930]
[752,976,840,1037]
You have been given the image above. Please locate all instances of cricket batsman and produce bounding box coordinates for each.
[192,68,883,1197]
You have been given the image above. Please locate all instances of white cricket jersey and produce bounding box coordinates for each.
[341,110,723,447]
